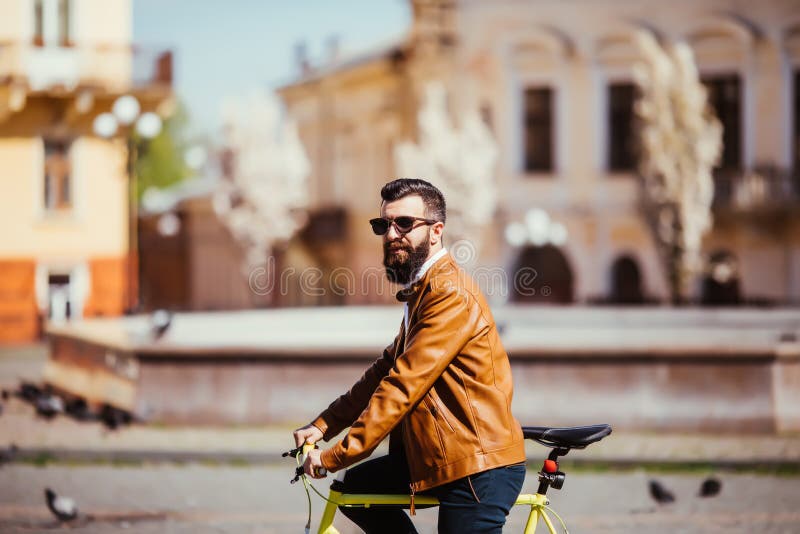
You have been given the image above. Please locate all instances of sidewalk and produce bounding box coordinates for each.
[2,396,799,466]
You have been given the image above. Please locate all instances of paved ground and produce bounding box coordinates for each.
[3,343,800,532]
[2,463,800,533]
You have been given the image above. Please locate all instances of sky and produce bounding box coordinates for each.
[133,0,411,137]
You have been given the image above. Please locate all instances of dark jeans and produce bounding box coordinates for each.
[337,453,526,534]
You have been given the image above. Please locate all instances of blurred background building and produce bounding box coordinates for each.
[0,0,172,342]
[0,0,797,433]
[2,0,799,342]
[278,0,800,307]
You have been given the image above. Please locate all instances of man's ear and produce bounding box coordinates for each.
[430,222,444,246]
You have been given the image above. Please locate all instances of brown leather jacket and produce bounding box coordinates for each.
[312,252,526,492]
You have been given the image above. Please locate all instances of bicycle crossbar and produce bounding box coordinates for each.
[326,492,542,507]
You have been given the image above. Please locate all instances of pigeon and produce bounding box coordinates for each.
[150,309,173,340]
[44,487,78,521]
[648,479,675,504]
[100,405,131,431]
[699,477,722,498]
[1,388,9,400]
[35,394,64,419]
[65,398,95,422]
[0,443,19,466]
[18,382,42,402]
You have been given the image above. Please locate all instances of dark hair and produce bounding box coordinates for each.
[380,178,446,223]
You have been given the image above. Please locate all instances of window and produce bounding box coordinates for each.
[523,87,554,172]
[33,0,44,46]
[480,102,493,133]
[58,0,71,46]
[794,70,800,176]
[32,0,71,47]
[43,140,71,211]
[794,70,800,197]
[607,82,639,172]
[47,273,72,320]
[702,75,742,170]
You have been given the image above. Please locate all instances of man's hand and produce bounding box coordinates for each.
[293,424,323,448]
[303,448,327,479]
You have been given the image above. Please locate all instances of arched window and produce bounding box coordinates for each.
[510,245,573,303]
[609,254,644,304]
[701,250,741,306]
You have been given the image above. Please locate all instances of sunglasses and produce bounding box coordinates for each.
[369,216,438,236]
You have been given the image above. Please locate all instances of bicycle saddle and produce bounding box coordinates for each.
[522,424,612,449]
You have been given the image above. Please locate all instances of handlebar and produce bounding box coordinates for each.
[283,442,327,483]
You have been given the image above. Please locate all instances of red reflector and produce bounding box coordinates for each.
[543,460,557,473]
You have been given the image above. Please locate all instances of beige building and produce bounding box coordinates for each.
[279,0,800,306]
[0,0,171,342]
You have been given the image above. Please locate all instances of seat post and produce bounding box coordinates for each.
[536,447,570,495]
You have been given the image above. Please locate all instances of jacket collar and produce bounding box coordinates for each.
[395,249,450,304]
[405,247,448,289]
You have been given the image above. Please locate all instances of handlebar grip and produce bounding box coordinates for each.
[301,441,327,477]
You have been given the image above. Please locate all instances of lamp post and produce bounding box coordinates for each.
[93,95,162,313]
[504,208,569,248]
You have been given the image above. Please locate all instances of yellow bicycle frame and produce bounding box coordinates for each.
[315,488,558,534]
[299,443,562,534]
[297,423,615,533]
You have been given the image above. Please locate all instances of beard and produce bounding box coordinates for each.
[383,236,431,285]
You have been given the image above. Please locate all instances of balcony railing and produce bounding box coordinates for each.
[712,166,800,212]
[0,42,172,92]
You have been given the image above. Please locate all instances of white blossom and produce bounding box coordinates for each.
[634,32,723,302]
[394,81,498,251]
[214,90,310,273]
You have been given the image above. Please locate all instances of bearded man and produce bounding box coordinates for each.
[293,178,526,533]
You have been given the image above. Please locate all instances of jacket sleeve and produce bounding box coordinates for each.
[320,285,476,471]
[310,325,404,441]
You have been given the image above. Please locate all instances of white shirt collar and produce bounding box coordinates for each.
[405,247,448,289]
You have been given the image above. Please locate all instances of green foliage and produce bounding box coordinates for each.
[134,100,194,200]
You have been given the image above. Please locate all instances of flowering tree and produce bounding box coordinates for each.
[633,32,723,304]
[213,90,310,273]
[394,81,498,259]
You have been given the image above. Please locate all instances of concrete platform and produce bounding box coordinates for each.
[42,306,800,432]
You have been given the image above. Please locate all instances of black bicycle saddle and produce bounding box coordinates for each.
[522,424,612,449]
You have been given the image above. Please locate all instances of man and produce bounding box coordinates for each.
[293,178,526,533]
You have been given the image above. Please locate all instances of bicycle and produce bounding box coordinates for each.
[284,423,612,533]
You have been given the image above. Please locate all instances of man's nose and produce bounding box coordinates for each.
[385,222,401,240]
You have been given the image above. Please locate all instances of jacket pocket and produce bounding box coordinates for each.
[425,392,456,434]
[405,399,447,469]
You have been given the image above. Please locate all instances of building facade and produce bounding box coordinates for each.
[0,0,172,342]
[278,0,800,307]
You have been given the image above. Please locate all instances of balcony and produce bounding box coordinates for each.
[712,166,800,216]
[0,41,172,94]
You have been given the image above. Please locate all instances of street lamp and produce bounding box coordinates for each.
[93,95,163,313]
[504,208,569,248]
